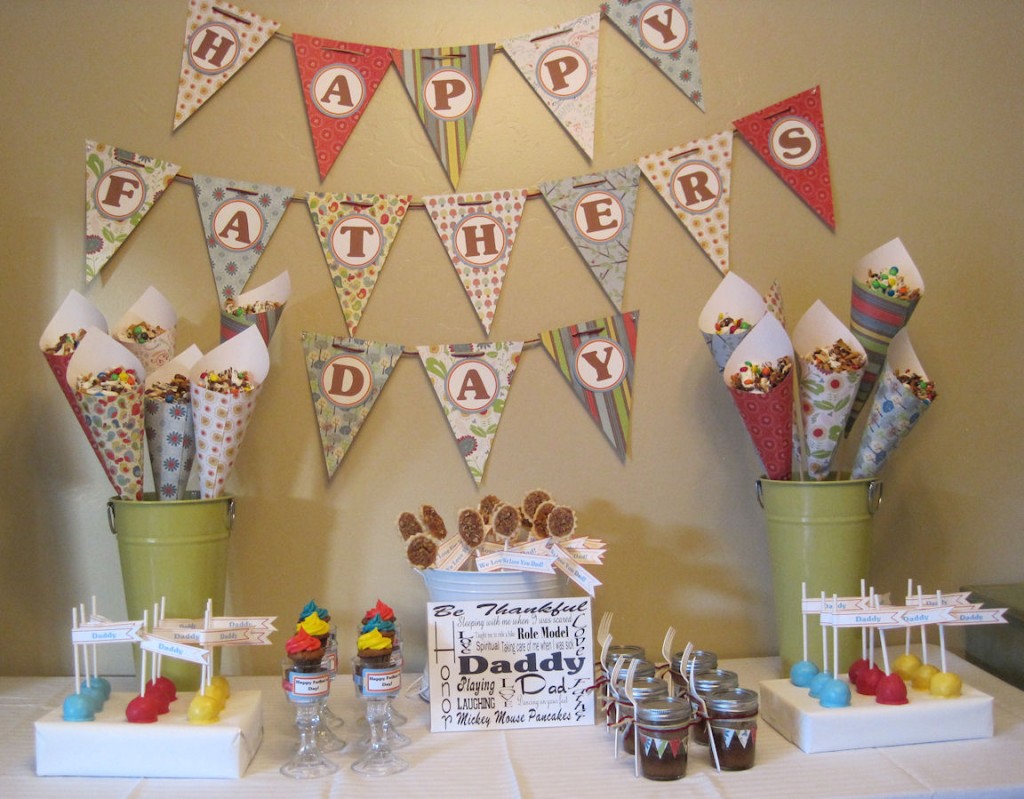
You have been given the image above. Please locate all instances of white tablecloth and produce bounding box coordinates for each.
[4,648,1024,798]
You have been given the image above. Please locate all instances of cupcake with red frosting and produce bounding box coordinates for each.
[286,628,325,672]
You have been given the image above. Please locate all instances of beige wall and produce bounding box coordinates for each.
[2,0,1021,677]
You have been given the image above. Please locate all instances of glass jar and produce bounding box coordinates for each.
[603,644,646,674]
[634,697,696,781]
[705,688,759,771]
[668,649,717,697]
[615,676,669,755]
[690,669,738,745]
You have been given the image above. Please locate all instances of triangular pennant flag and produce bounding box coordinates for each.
[417,341,524,485]
[192,174,294,307]
[292,35,393,180]
[502,13,600,158]
[539,165,641,310]
[602,0,705,111]
[302,332,403,480]
[84,141,180,283]
[172,0,280,130]
[390,44,496,189]
[638,130,733,274]
[306,192,412,336]
[423,189,528,335]
[540,310,639,461]
[733,86,836,229]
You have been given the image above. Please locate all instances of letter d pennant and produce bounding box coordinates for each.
[540,311,639,461]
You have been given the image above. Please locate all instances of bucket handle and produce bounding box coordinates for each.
[107,500,117,535]
[756,478,884,513]
[755,479,765,509]
[107,497,236,535]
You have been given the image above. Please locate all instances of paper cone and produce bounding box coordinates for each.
[189,327,270,498]
[723,315,795,480]
[851,329,935,478]
[145,345,202,500]
[65,328,146,500]
[220,271,290,345]
[847,238,924,433]
[113,286,177,374]
[792,301,866,479]
[698,272,766,371]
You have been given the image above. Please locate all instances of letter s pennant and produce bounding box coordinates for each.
[172,0,281,131]
[733,86,836,229]
[540,311,639,462]
[302,333,404,480]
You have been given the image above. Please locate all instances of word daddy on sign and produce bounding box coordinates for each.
[426,598,594,732]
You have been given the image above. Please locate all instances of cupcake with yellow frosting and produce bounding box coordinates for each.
[356,628,393,664]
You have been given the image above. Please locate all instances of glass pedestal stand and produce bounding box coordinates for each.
[351,655,408,776]
[280,661,338,779]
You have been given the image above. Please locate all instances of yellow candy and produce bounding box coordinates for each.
[206,680,229,710]
[209,674,231,700]
[929,671,963,698]
[187,693,221,725]
[911,663,939,691]
[893,653,922,682]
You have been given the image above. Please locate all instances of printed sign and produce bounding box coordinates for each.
[426,597,593,732]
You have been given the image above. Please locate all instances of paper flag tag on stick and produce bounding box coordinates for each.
[638,130,733,274]
[306,192,412,336]
[302,332,403,480]
[698,272,765,372]
[391,44,496,189]
[112,286,178,374]
[220,270,291,344]
[417,341,524,485]
[539,165,641,311]
[145,344,203,501]
[503,12,600,159]
[85,141,180,284]
[424,189,528,335]
[540,310,640,461]
[733,86,836,229]
[292,35,393,180]
[602,0,705,111]
[192,174,294,307]
[172,0,281,130]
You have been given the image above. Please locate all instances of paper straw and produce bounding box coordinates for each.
[832,594,840,679]
[937,590,948,672]
[801,582,809,662]
[140,610,148,696]
[72,608,81,694]
[820,591,829,673]
[905,579,913,653]
[919,586,928,664]
[876,593,890,675]
[860,579,867,659]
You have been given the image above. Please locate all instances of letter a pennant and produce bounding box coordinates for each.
[733,86,836,229]
[424,189,528,335]
[638,130,733,274]
[292,35,393,181]
[302,332,403,480]
[172,0,281,130]
[84,140,180,283]
[306,192,412,336]
[502,13,600,159]
[417,341,524,485]
[390,44,496,189]
[192,174,294,308]
[540,311,639,461]
[602,0,705,112]
[539,165,641,311]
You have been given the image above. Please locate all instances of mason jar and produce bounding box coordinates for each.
[614,676,669,755]
[690,669,739,745]
[705,687,759,770]
[668,649,718,697]
[634,697,697,781]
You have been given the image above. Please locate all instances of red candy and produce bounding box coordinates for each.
[855,665,884,696]
[125,694,161,723]
[875,673,909,705]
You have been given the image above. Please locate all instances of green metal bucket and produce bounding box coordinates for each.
[757,477,882,676]
[107,491,233,691]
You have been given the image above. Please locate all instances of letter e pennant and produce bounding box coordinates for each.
[733,86,836,229]
[540,311,639,461]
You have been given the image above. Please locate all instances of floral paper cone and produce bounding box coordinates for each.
[851,329,935,478]
[220,271,290,345]
[113,286,177,374]
[792,301,866,479]
[698,272,765,371]
[66,328,146,500]
[723,315,795,480]
[145,345,202,500]
[189,327,270,498]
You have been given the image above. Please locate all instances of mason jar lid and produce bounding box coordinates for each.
[604,645,645,668]
[636,696,695,724]
[619,675,669,702]
[670,648,717,673]
[692,668,739,695]
[612,659,656,683]
[705,687,759,715]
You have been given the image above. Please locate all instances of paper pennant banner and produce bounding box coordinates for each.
[602,0,705,111]
[539,165,640,310]
[192,174,294,307]
[733,86,836,229]
[302,332,403,479]
[424,189,528,334]
[390,43,496,189]
[172,0,281,130]
[540,311,639,461]
[85,141,180,284]
[503,13,600,158]
[417,341,524,485]
[306,192,412,336]
[638,130,733,274]
[292,35,393,180]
